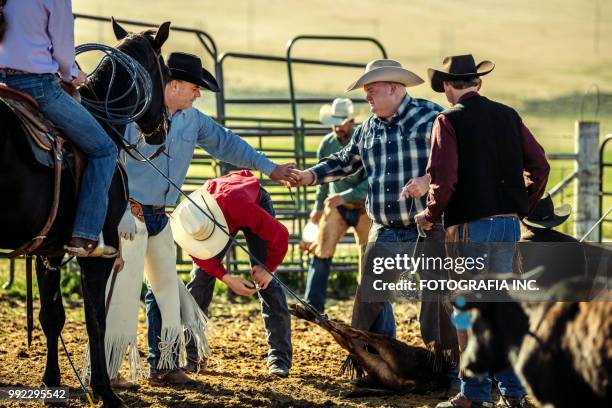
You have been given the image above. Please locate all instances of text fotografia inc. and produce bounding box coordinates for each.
[371,278,539,292]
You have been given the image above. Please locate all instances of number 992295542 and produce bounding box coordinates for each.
[0,387,68,402]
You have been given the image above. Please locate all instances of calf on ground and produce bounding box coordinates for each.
[290,304,450,393]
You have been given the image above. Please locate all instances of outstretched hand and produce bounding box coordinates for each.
[289,169,314,187]
[269,163,301,187]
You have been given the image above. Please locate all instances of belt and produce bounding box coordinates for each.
[128,199,165,223]
[379,222,417,230]
[0,68,31,75]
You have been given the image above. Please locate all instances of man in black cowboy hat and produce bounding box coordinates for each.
[414,55,550,408]
[106,52,300,388]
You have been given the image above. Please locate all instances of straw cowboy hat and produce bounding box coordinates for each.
[319,98,355,125]
[170,184,230,260]
[345,59,424,92]
[522,193,571,229]
[427,54,495,93]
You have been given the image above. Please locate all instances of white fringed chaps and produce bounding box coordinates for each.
[100,218,211,379]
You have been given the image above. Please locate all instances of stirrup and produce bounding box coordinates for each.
[88,233,118,258]
[64,233,117,258]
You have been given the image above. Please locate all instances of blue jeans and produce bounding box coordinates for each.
[458,216,521,274]
[2,73,117,240]
[144,285,166,374]
[371,225,420,338]
[305,256,331,313]
[141,205,168,237]
[185,270,293,369]
[457,216,526,402]
[352,224,419,338]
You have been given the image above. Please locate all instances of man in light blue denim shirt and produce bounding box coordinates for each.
[104,53,298,388]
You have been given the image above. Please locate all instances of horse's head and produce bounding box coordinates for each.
[111,18,170,146]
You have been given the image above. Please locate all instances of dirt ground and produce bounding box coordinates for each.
[0,293,451,408]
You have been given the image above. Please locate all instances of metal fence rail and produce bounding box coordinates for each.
[599,134,612,241]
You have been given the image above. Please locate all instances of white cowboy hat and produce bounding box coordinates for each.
[345,59,424,92]
[170,184,230,260]
[319,98,355,125]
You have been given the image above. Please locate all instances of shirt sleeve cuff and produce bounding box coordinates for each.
[256,156,277,176]
[70,62,79,80]
[309,164,327,184]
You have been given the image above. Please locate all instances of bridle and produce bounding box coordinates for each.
[133,39,170,142]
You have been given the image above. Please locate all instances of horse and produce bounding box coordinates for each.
[0,19,170,408]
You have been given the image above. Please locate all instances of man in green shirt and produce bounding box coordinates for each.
[304,98,371,313]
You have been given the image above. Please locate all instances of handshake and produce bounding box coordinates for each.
[268,163,314,187]
[270,163,432,199]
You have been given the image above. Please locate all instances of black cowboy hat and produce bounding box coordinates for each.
[523,193,571,229]
[167,52,219,92]
[428,54,495,93]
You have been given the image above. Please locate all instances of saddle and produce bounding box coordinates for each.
[0,83,87,256]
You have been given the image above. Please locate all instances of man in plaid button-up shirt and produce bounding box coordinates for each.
[295,60,443,353]
[308,93,442,226]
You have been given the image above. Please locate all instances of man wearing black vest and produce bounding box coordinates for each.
[415,55,550,408]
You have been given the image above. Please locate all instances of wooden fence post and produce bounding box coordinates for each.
[574,121,600,240]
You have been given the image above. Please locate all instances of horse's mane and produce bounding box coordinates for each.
[115,29,157,63]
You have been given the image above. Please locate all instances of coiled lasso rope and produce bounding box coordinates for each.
[75,43,153,126]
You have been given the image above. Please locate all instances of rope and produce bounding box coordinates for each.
[75,42,168,162]
[123,138,328,323]
[75,43,153,126]
[59,333,95,408]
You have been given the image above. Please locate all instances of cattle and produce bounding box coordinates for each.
[455,290,611,408]
[290,304,451,393]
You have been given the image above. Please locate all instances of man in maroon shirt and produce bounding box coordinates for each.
[413,55,550,408]
[171,170,293,377]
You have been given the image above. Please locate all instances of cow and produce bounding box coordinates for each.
[454,289,611,408]
[290,304,451,394]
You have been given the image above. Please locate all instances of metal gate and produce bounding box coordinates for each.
[599,135,612,241]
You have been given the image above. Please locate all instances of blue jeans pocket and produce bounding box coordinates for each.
[6,76,45,99]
